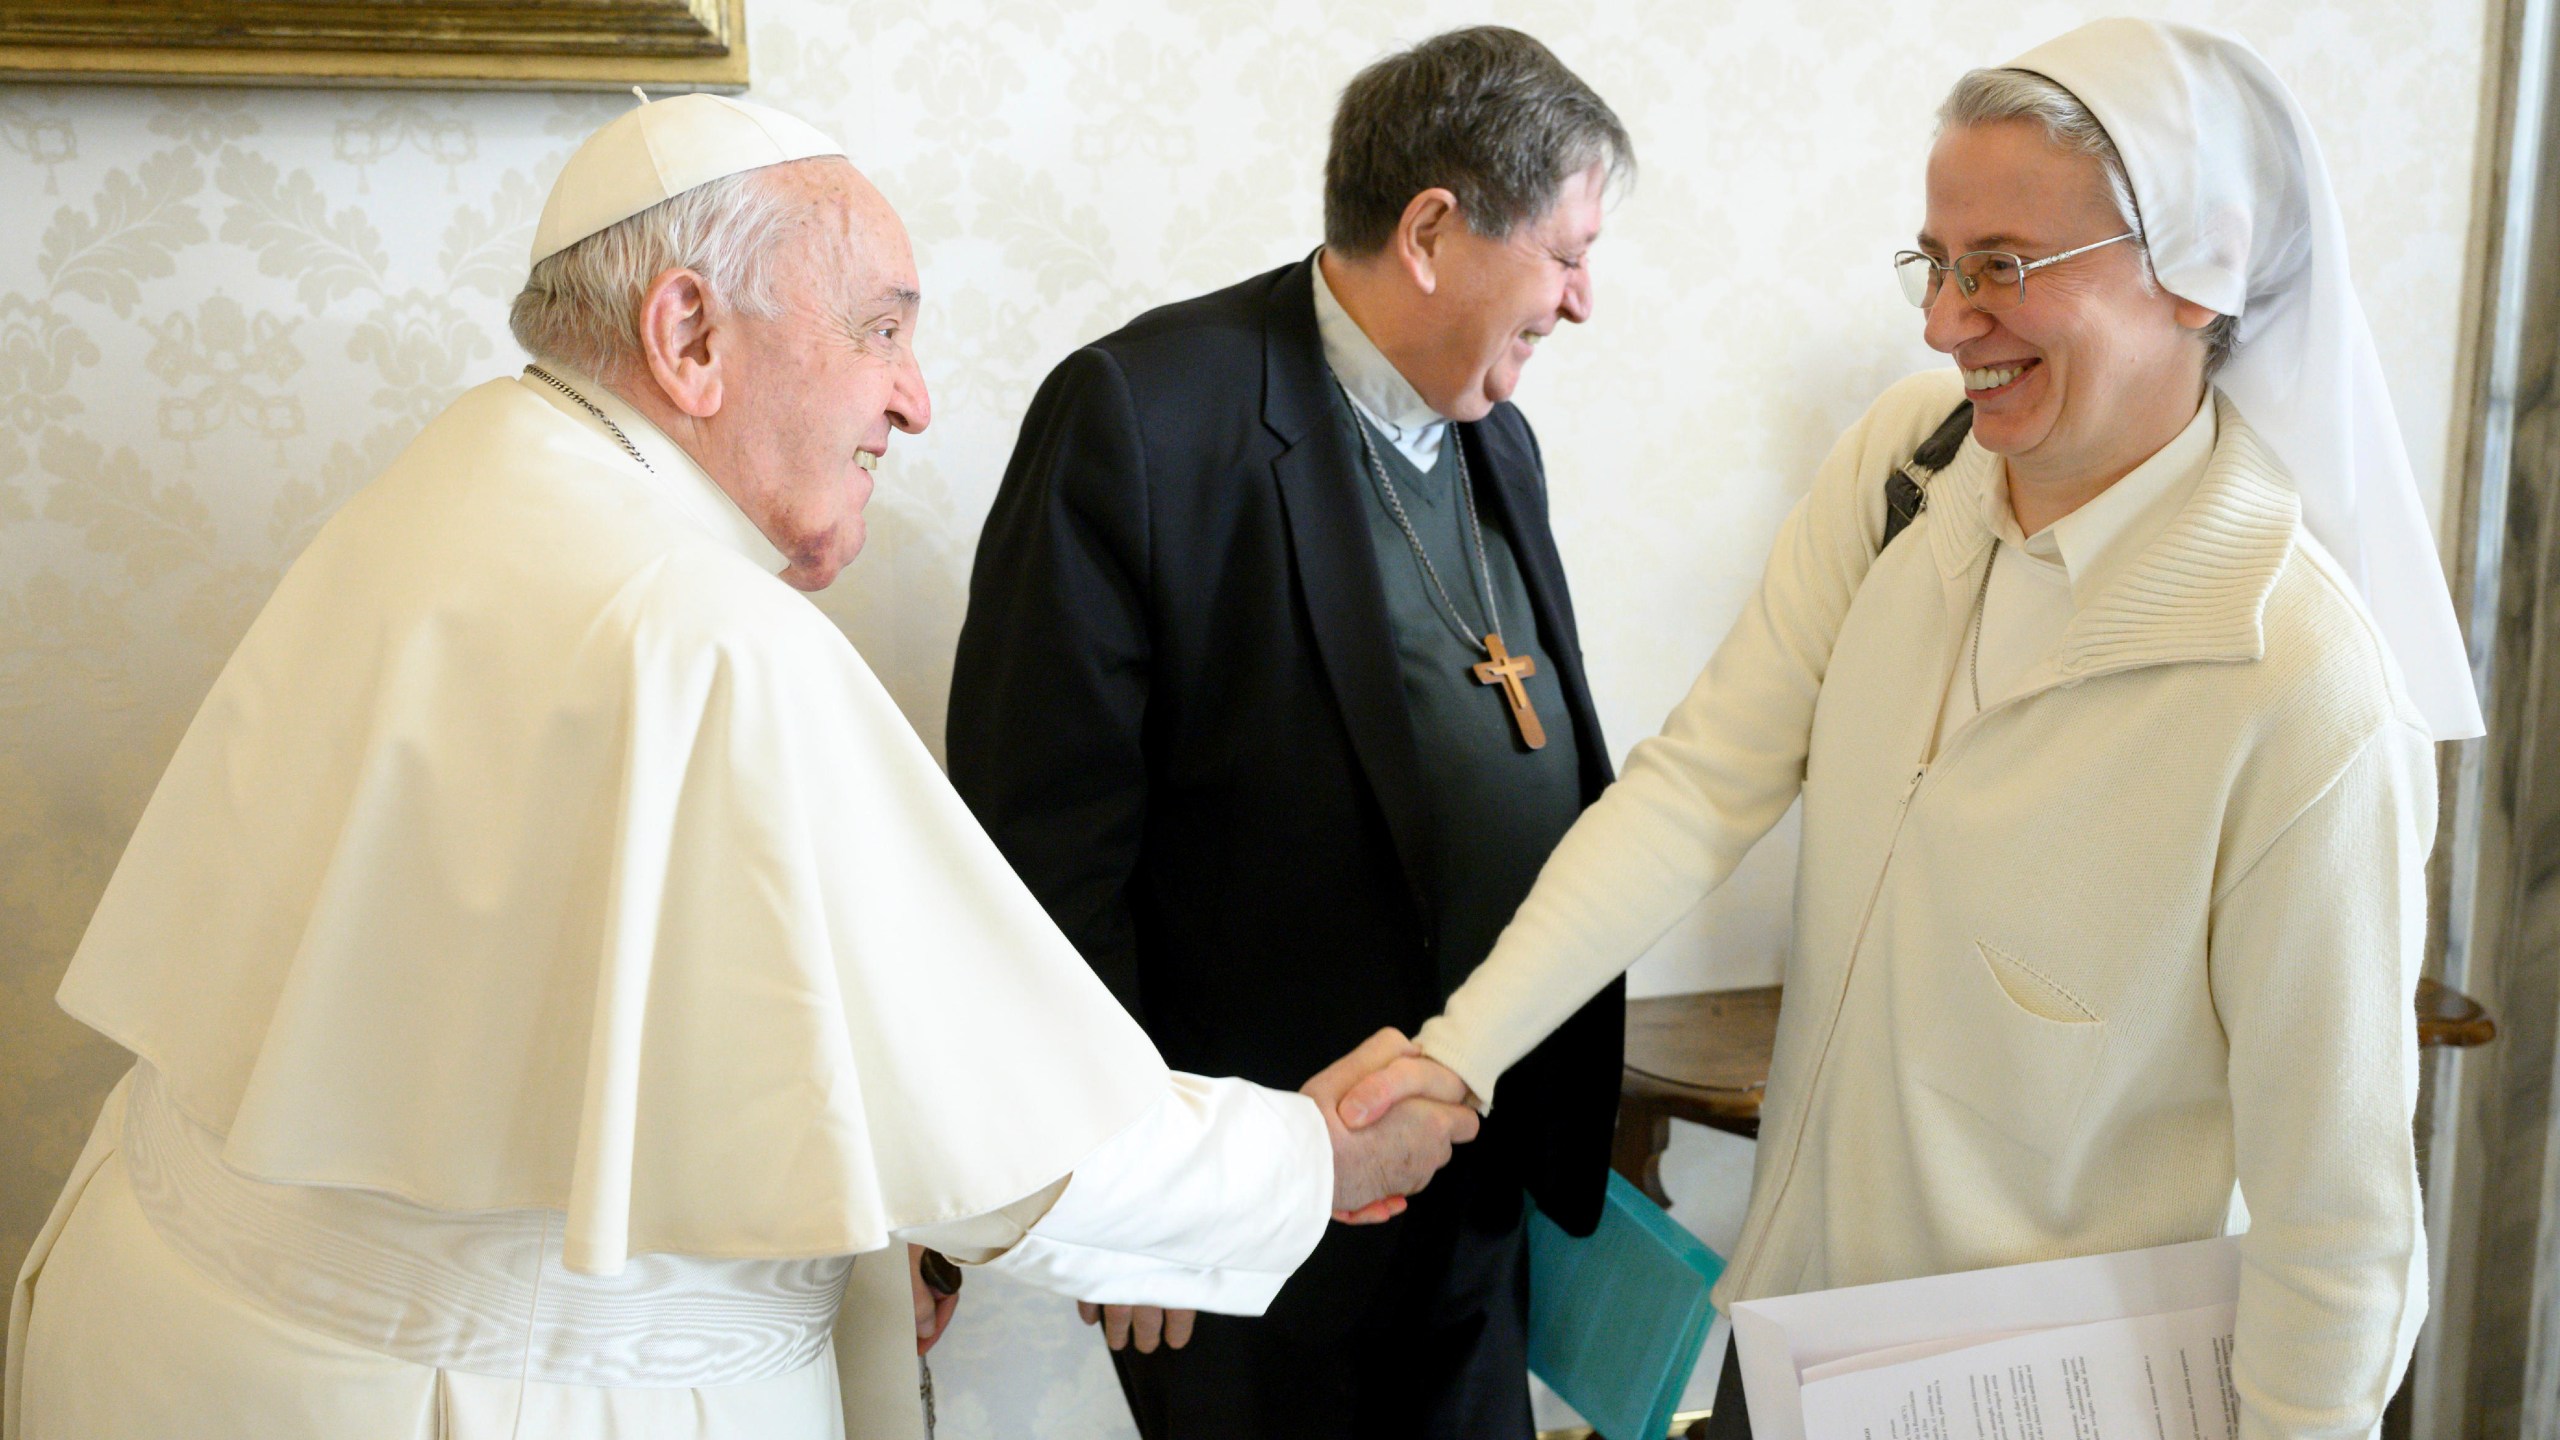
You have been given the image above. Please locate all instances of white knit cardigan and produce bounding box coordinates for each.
[1419,372,2435,1440]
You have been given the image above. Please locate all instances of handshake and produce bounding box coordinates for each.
[1079,1028,1476,1354]
[1307,1027,1483,1225]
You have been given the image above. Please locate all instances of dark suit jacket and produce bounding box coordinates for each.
[948,255,1623,1237]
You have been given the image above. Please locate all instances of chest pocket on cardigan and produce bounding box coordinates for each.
[1912,940,2107,1162]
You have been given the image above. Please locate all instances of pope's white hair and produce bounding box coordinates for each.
[1938,68,2238,377]
[508,164,809,381]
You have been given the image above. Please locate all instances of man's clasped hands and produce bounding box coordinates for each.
[914,1031,1473,1356]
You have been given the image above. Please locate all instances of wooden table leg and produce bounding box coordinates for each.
[1613,1097,1674,1209]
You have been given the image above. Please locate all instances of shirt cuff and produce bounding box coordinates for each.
[982,1073,1332,1315]
[1415,1017,1500,1115]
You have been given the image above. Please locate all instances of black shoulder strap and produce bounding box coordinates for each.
[1880,400,1973,551]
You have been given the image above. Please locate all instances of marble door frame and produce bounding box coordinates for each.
[2416,0,2560,1434]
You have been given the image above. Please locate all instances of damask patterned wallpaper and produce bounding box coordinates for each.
[0,1,2489,1432]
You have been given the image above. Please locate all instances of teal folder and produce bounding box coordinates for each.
[1526,1172,1726,1440]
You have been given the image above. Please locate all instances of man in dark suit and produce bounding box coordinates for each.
[947,27,1633,1439]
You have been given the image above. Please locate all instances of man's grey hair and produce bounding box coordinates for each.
[508,165,806,380]
[1938,67,2239,378]
[1324,26,1633,256]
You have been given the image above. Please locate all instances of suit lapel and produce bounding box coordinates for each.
[1262,258,1438,906]
[1464,418,1615,800]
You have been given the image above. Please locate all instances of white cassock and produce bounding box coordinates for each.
[1,358,1332,1439]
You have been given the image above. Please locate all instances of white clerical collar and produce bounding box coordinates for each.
[1311,251,1448,470]
[519,364,791,576]
[1984,393,2218,610]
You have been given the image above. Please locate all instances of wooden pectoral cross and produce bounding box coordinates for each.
[1471,633,1548,751]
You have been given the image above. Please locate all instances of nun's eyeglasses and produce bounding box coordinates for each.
[1893,232,2139,312]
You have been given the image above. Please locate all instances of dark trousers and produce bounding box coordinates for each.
[1702,1337,1755,1440]
[1107,1143,1534,1440]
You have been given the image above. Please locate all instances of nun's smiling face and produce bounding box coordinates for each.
[1918,120,2220,521]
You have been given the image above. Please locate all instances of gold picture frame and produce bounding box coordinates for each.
[0,0,749,93]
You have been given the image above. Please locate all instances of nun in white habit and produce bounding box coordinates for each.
[3,95,1478,1440]
[1338,19,2480,1440]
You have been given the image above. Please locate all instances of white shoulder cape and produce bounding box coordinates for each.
[58,376,1168,1275]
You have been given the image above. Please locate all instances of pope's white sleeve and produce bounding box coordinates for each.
[896,1072,1331,1314]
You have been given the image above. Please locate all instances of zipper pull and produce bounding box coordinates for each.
[1901,765,1927,807]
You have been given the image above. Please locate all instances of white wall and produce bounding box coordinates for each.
[0,2,2490,1433]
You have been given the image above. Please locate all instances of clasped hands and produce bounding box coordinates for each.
[1085,1028,1479,1352]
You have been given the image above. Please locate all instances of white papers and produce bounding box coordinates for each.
[1798,1303,2238,1440]
[1730,1238,2241,1440]
[1799,1330,2041,1385]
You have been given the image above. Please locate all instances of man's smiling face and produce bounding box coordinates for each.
[1405,162,1604,422]
[699,163,933,591]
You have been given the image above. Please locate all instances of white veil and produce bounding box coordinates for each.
[2009,18,2484,740]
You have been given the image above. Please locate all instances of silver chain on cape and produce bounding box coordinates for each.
[526,365,656,475]
[1334,378,1500,657]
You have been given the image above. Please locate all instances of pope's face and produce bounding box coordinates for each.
[1409,163,1603,422]
[710,164,931,591]
[1918,121,2208,491]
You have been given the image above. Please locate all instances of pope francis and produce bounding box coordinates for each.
[2,95,1477,1440]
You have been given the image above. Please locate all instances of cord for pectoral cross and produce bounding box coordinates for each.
[1338,378,1548,750]
[1336,378,1502,658]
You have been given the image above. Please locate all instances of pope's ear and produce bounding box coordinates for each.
[637,267,724,420]
[1391,188,1461,297]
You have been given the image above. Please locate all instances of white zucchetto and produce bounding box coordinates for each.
[2007,19,2486,740]
[529,92,847,266]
